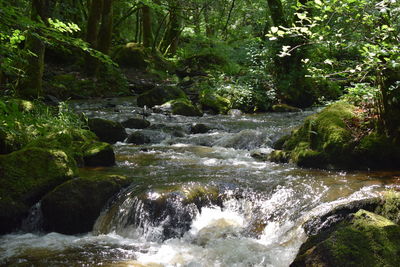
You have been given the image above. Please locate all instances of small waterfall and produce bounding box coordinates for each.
[21,202,43,232]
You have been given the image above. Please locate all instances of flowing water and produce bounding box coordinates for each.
[1,97,400,267]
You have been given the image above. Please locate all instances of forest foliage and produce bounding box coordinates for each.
[0,0,399,140]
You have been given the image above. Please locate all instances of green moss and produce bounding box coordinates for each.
[280,102,359,169]
[199,89,231,114]
[292,210,400,267]
[137,86,188,108]
[169,98,203,117]
[0,147,77,233]
[375,191,400,224]
[83,141,115,167]
[272,104,302,112]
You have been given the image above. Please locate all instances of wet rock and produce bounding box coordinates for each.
[41,175,130,234]
[228,109,243,117]
[250,150,270,161]
[291,209,400,267]
[0,148,77,234]
[191,123,211,134]
[169,99,203,117]
[88,118,127,144]
[121,118,151,129]
[268,150,290,163]
[272,104,302,112]
[137,86,187,108]
[126,131,151,145]
[83,142,115,167]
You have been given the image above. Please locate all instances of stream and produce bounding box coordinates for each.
[1,97,399,267]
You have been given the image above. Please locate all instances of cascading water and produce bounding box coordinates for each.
[1,97,399,266]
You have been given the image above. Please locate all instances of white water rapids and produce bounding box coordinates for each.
[1,97,399,266]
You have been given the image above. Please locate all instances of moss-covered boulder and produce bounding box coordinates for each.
[270,102,400,170]
[88,118,127,144]
[168,98,203,117]
[113,43,148,69]
[272,104,302,112]
[83,142,115,167]
[291,209,400,267]
[121,118,151,129]
[199,89,231,114]
[137,86,188,108]
[0,129,20,154]
[26,129,98,166]
[41,175,130,234]
[0,148,77,234]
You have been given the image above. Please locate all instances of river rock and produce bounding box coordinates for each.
[291,209,400,267]
[276,102,400,170]
[121,118,151,129]
[199,89,231,114]
[137,86,187,108]
[170,99,203,117]
[0,148,77,234]
[88,118,127,143]
[83,142,115,167]
[41,175,130,234]
[126,131,151,145]
[191,123,211,134]
[272,104,302,112]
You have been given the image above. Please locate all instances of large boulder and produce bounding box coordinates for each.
[199,89,231,114]
[169,99,203,117]
[83,142,115,167]
[41,175,130,234]
[137,86,187,108]
[0,148,77,234]
[270,102,400,170]
[88,118,127,143]
[113,43,148,69]
[291,209,400,267]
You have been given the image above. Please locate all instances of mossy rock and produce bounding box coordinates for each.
[88,118,127,144]
[199,89,231,114]
[278,102,359,169]
[191,123,212,134]
[26,129,98,166]
[0,147,77,234]
[291,209,400,267]
[272,104,302,112]
[41,175,130,234]
[375,191,400,225]
[0,129,20,154]
[168,98,203,117]
[83,142,115,167]
[137,86,188,108]
[113,43,148,69]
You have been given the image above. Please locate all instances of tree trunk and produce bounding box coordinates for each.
[85,0,103,75]
[17,0,50,99]
[161,1,181,55]
[142,5,153,48]
[97,0,114,55]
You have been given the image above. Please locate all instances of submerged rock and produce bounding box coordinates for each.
[121,118,151,129]
[291,209,400,267]
[88,118,127,144]
[41,175,130,234]
[0,148,77,234]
